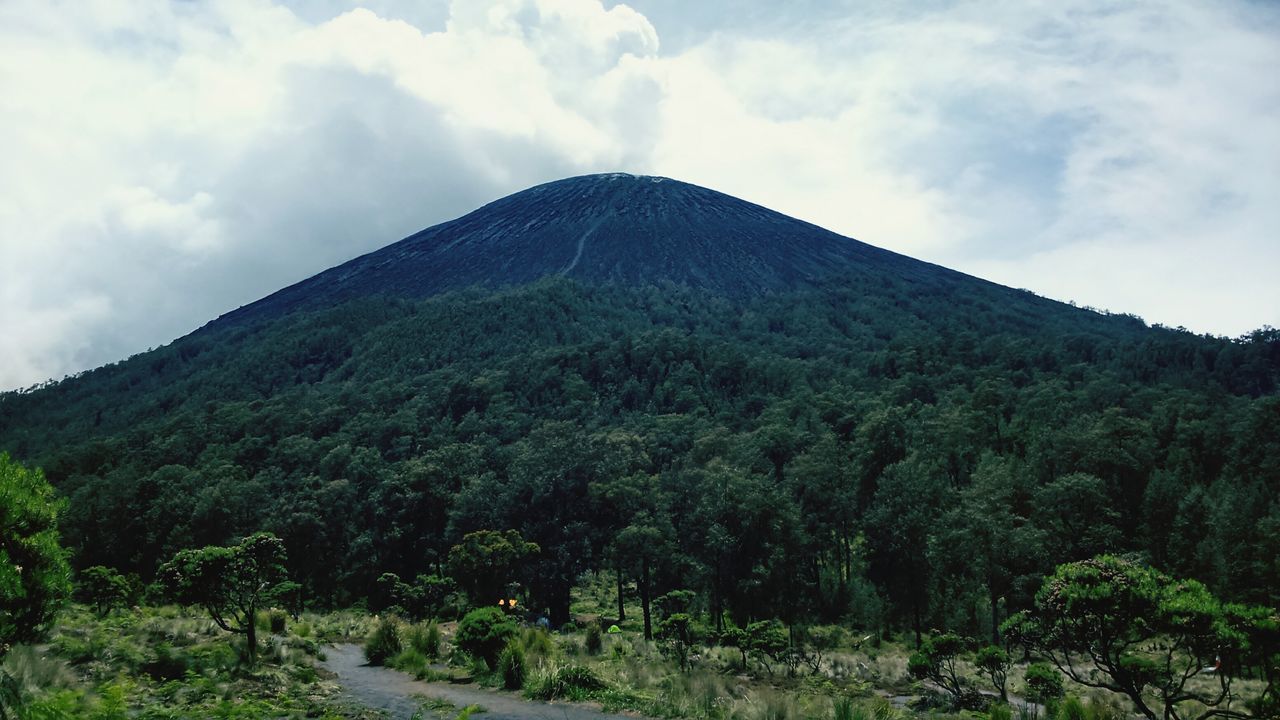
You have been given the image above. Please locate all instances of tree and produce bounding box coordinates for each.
[447,530,538,610]
[908,633,968,705]
[866,456,949,646]
[78,565,131,617]
[1022,662,1064,705]
[1003,555,1277,720]
[1032,473,1121,563]
[974,645,1012,702]
[614,523,668,640]
[455,606,517,667]
[1,453,71,715]
[657,613,696,672]
[159,532,287,666]
[744,620,791,676]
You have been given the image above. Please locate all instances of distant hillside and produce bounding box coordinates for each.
[1,175,1277,632]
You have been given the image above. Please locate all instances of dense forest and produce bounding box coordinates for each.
[3,266,1277,647]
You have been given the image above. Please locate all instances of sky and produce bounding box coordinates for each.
[2,0,1278,390]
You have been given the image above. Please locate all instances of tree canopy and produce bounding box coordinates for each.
[159,532,288,665]
[1005,555,1278,720]
[0,452,70,658]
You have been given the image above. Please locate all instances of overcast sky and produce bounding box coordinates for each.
[2,0,1278,390]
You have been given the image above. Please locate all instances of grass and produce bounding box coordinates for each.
[15,591,1266,720]
[6,604,381,719]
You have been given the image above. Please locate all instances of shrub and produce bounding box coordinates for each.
[78,566,132,617]
[525,663,605,701]
[390,648,430,677]
[364,617,403,666]
[584,623,603,655]
[406,620,441,659]
[989,703,1013,720]
[658,613,698,671]
[907,633,966,702]
[1023,662,1064,705]
[268,609,287,634]
[520,627,554,657]
[142,642,191,681]
[974,645,1011,701]
[455,607,517,666]
[498,641,525,690]
[1056,696,1086,720]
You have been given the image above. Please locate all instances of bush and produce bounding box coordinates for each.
[455,607,517,666]
[389,648,430,677]
[406,620,441,659]
[498,641,525,690]
[142,643,191,680]
[1023,662,1064,705]
[268,609,287,634]
[1056,696,1086,720]
[584,623,603,655]
[520,627,554,657]
[525,663,605,701]
[364,617,403,666]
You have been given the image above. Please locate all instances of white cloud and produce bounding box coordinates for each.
[1,0,1277,389]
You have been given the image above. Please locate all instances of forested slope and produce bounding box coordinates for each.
[2,265,1277,632]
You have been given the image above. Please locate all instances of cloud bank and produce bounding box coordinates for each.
[2,0,1277,389]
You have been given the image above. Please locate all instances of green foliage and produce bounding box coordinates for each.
[657,613,697,671]
[744,620,790,675]
[447,531,538,610]
[518,627,553,658]
[363,617,402,666]
[270,580,303,619]
[76,567,130,618]
[2,268,1279,712]
[654,590,696,620]
[376,573,457,620]
[907,633,967,704]
[158,532,287,665]
[0,453,71,660]
[496,640,524,690]
[388,647,429,677]
[454,607,516,666]
[973,645,1011,701]
[1055,696,1086,720]
[1021,662,1063,705]
[1007,555,1277,719]
[523,663,605,701]
[584,623,602,655]
[16,604,363,719]
[405,620,441,660]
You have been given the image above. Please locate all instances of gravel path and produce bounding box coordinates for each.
[320,643,638,720]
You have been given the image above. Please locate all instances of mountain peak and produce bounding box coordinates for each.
[214,173,923,327]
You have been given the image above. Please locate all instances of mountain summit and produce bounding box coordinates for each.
[218,173,929,326]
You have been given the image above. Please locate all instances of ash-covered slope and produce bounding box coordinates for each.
[214,173,933,327]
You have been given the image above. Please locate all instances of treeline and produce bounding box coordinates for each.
[1,273,1278,637]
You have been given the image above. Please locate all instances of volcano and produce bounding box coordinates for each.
[2,170,1276,634]
[214,173,942,327]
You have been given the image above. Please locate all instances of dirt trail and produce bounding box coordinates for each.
[320,643,638,720]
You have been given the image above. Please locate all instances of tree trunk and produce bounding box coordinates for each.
[550,581,571,628]
[616,567,625,622]
[989,583,1001,645]
[912,597,923,648]
[246,614,258,666]
[641,557,652,641]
